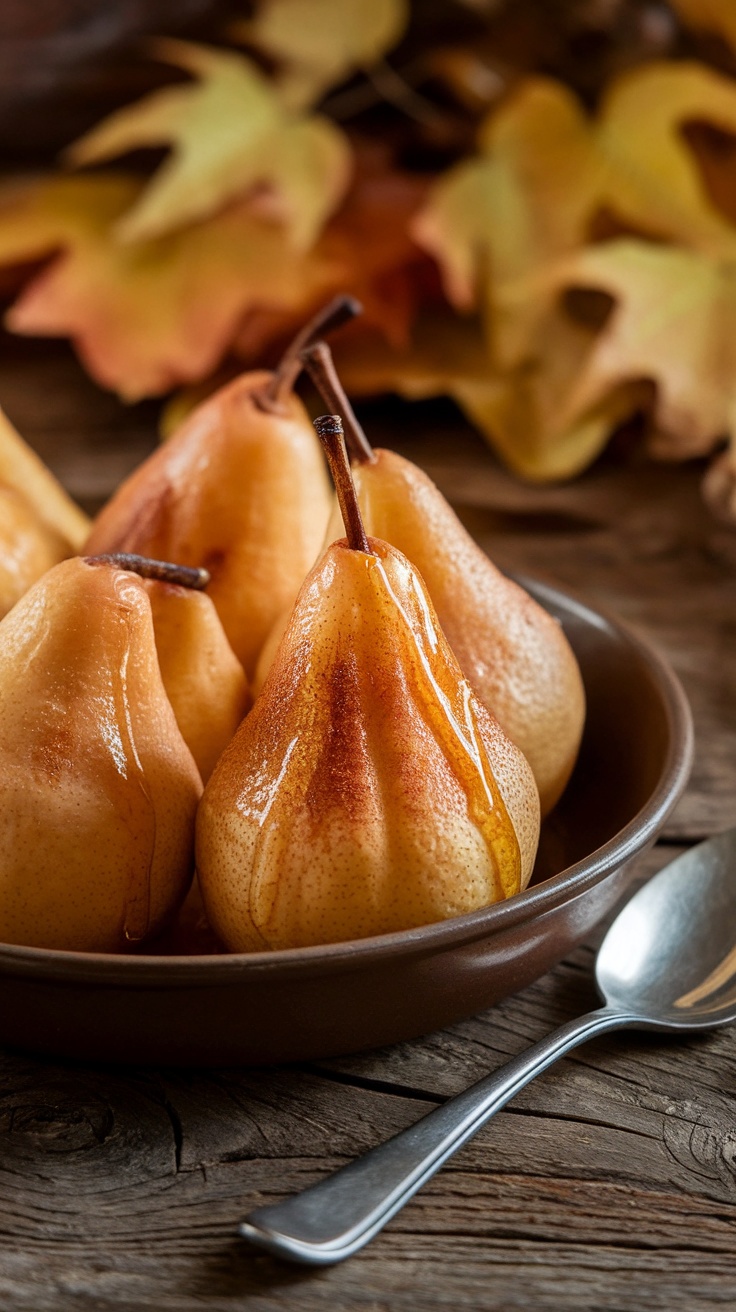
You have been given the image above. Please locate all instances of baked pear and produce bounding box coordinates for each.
[0,406,89,549]
[301,342,585,816]
[145,575,250,782]
[0,555,202,951]
[85,298,359,676]
[196,416,539,951]
[0,408,89,619]
[0,486,70,619]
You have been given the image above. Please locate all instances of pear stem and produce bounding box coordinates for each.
[313,416,373,555]
[85,553,210,590]
[301,340,375,464]
[254,295,363,413]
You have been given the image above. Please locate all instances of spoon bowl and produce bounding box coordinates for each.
[241,827,736,1265]
[597,828,736,1026]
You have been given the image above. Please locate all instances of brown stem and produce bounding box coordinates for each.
[253,295,363,413]
[85,553,210,590]
[301,340,375,464]
[313,416,373,555]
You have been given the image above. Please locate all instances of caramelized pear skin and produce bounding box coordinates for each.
[196,538,540,952]
[324,449,586,815]
[0,558,202,952]
[85,371,332,677]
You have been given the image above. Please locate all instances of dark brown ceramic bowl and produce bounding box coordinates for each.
[0,577,693,1067]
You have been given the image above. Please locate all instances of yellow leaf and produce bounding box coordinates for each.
[452,334,644,484]
[413,80,596,309]
[66,39,352,248]
[237,0,409,110]
[336,308,643,482]
[543,238,736,457]
[0,175,340,400]
[414,63,736,366]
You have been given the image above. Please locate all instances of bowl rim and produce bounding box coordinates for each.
[0,574,693,987]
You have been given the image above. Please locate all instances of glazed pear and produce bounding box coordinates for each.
[85,297,359,676]
[0,407,89,549]
[0,408,90,618]
[0,486,70,618]
[145,575,250,782]
[0,555,202,951]
[301,343,585,816]
[196,417,539,952]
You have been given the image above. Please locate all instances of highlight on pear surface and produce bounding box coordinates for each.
[195,414,541,952]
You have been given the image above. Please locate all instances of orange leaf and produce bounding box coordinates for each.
[231,153,436,363]
[0,175,341,400]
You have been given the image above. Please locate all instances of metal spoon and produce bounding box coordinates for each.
[239,829,736,1265]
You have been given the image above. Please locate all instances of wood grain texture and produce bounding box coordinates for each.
[0,340,735,1310]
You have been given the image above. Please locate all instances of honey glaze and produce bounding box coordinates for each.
[114,644,156,945]
[367,544,522,901]
[197,535,533,952]
[90,569,158,945]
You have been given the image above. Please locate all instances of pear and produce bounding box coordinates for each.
[196,415,539,952]
[145,577,250,782]
[85,297,360,677]
[0,407,89,550]
[0,408,90,619]
[0,555,202,952]
[299,342,585,817]
[0,486,70,619]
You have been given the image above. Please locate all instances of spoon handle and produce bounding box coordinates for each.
[240,1005,637,1265]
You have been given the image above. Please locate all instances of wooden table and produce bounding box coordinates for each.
[1,335,736,1311]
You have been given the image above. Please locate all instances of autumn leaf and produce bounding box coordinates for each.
[335,306,645,482]
[414,63,736,366]
[235,0,410,110]
[230,152,435,362]
[0,175,341,400]
[541,238,736,458]
[66,39,352,249]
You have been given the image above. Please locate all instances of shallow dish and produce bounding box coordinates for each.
[0,576,693,1067]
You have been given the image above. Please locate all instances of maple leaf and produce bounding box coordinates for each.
[542,238,736,458]
[0,175,340,400]
[335,306,645,482]
[65,39,352,249]
[230,152,435,363]
[414,63,736,366]
[235,0,409,111]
